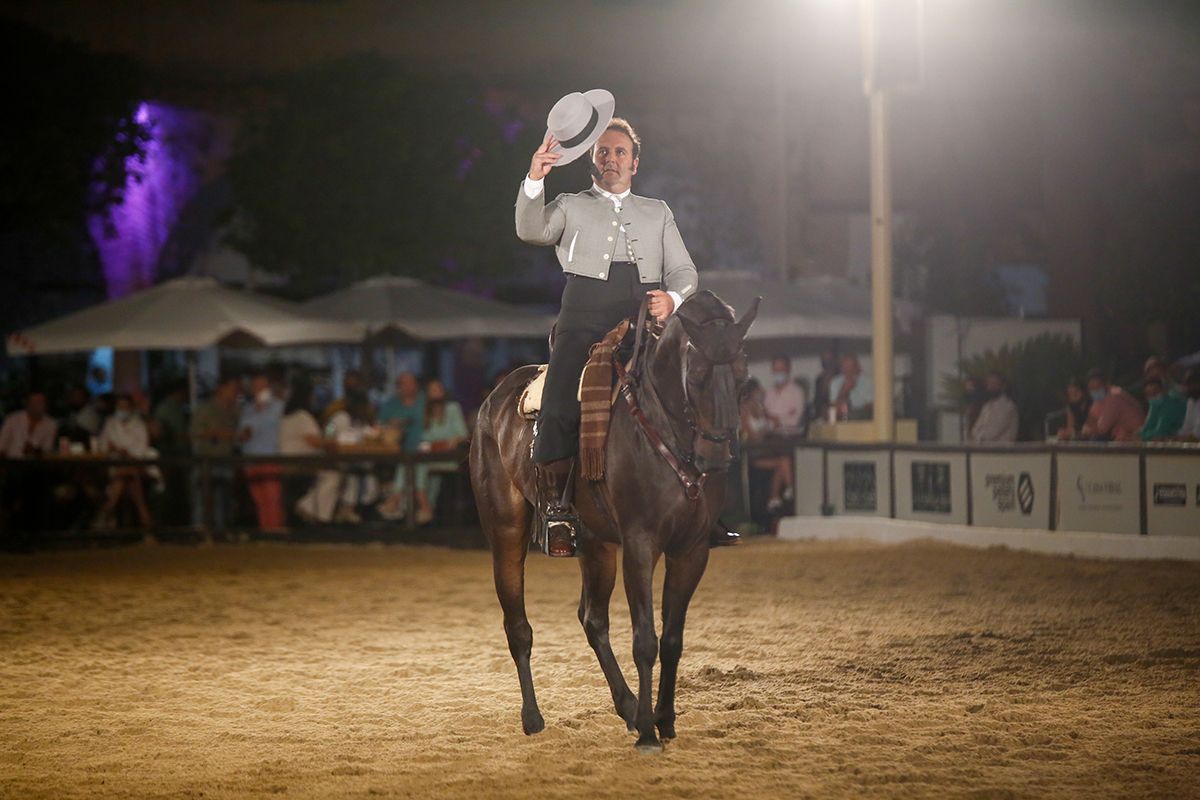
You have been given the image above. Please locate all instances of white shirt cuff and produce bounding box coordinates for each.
[523,176,544,199]
[666,290,683,315]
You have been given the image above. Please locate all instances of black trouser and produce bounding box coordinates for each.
[533,262,651,463]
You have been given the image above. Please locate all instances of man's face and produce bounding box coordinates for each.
[985,375,1004,396]
[396,373,418,400]
[26,394,46,420]
[1087,377,1106,395]
[1143,358,1166,383]
[250,376,270,399]
[591,129,638,193]
[217,381,240,406]
[840,356,859,377]
[1066,384,1084,404]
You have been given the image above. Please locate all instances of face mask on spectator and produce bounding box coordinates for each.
[1090,389,1106,403]
[773,372,788,387]
[256,388,272,405]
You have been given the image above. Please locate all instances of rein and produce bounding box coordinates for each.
[615,356,708,501]
[614,297,723,502]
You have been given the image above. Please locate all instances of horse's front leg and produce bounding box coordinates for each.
[578,539,637,730]
[655,538,709,740]
[622,538,662,751]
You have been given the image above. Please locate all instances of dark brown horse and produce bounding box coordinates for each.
[469,290,760,751]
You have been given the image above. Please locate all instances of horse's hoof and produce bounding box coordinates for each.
[656,721,676,740]
[635,735,663,753]
[522,708,545,735]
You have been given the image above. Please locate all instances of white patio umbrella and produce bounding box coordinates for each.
[304,275,553,341]
[6,277,365,408]
[696,270,922,340]
[6,276,364,355]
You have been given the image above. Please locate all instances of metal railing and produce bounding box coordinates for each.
[0,446,473,544]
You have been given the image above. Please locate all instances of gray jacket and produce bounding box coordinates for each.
[515,183,698,300]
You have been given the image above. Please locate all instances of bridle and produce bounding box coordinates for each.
[614,299,741,501]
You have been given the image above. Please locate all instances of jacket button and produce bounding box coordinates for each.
[611,220,618,226]
[598,272,605,278]
[607,236,613,242]
[602,253,610,260]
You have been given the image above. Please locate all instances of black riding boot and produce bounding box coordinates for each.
[709,518,741,548]
[535,458,578,558]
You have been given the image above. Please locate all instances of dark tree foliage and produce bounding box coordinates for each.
[225,55,533,297]
[0,19,150,242]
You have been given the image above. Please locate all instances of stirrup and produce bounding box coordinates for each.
[539,506,578,557]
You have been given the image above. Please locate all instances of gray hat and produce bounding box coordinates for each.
[544,89,615,166]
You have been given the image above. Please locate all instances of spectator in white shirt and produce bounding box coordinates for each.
[95,394,154,529]
[969,371,1020,443]
[763,356,807,433]
[0,392,57,458]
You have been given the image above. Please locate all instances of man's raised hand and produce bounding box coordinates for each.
[528,133,561,181]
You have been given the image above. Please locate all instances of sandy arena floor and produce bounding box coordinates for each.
[1,537,1198,799]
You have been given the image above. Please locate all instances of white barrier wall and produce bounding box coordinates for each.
[1055,453,1142,535]
[893,451,969,526]
[1145,454,1200,538]
[785,443,1199,540]
[825,450,891,517]
[969,453,1052,530]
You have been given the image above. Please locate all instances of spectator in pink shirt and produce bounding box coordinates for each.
[1081,369,1145,442]
[763,356,807,433]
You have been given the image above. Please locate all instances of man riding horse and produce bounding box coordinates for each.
[516,89,738,556]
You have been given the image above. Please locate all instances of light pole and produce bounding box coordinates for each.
[861,0,921,442]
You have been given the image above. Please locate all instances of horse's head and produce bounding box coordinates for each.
[661,290,761,474]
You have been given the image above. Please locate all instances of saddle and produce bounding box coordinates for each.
[518,305,658,480]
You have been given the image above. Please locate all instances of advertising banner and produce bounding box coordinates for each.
[1056,453,1141,535]
[893,451,968,525]
[826,450,890,517]
[1145,454,1200,538]
[970,453,1052,529]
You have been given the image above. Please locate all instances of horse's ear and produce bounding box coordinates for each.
[733,296,762,341]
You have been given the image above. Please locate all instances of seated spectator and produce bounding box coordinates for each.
[1081,368,1145,442]
[298,388,378,524]
[280,377,327,519]
[0,391,57,457]
[969,371,1019,443]
[764,356,806,434]
[740,378,793,514]
[413,378,468,524]
[1143,355,1184,398]
[321,369,374,426]
[1055,378,1091,441]
[1174,367,1200,441]
[961,375,985,435]
[152,380,190,457]
[829,354,873,420]
[379,372,425,453]
[190,375,241,531]
[95,394,155,530]
[1139,376,1187,441]
[811,351,838,424]
[238,373,285,532]
[61,386,102,442]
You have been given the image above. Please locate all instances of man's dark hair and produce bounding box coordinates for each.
[600,117,640,160]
